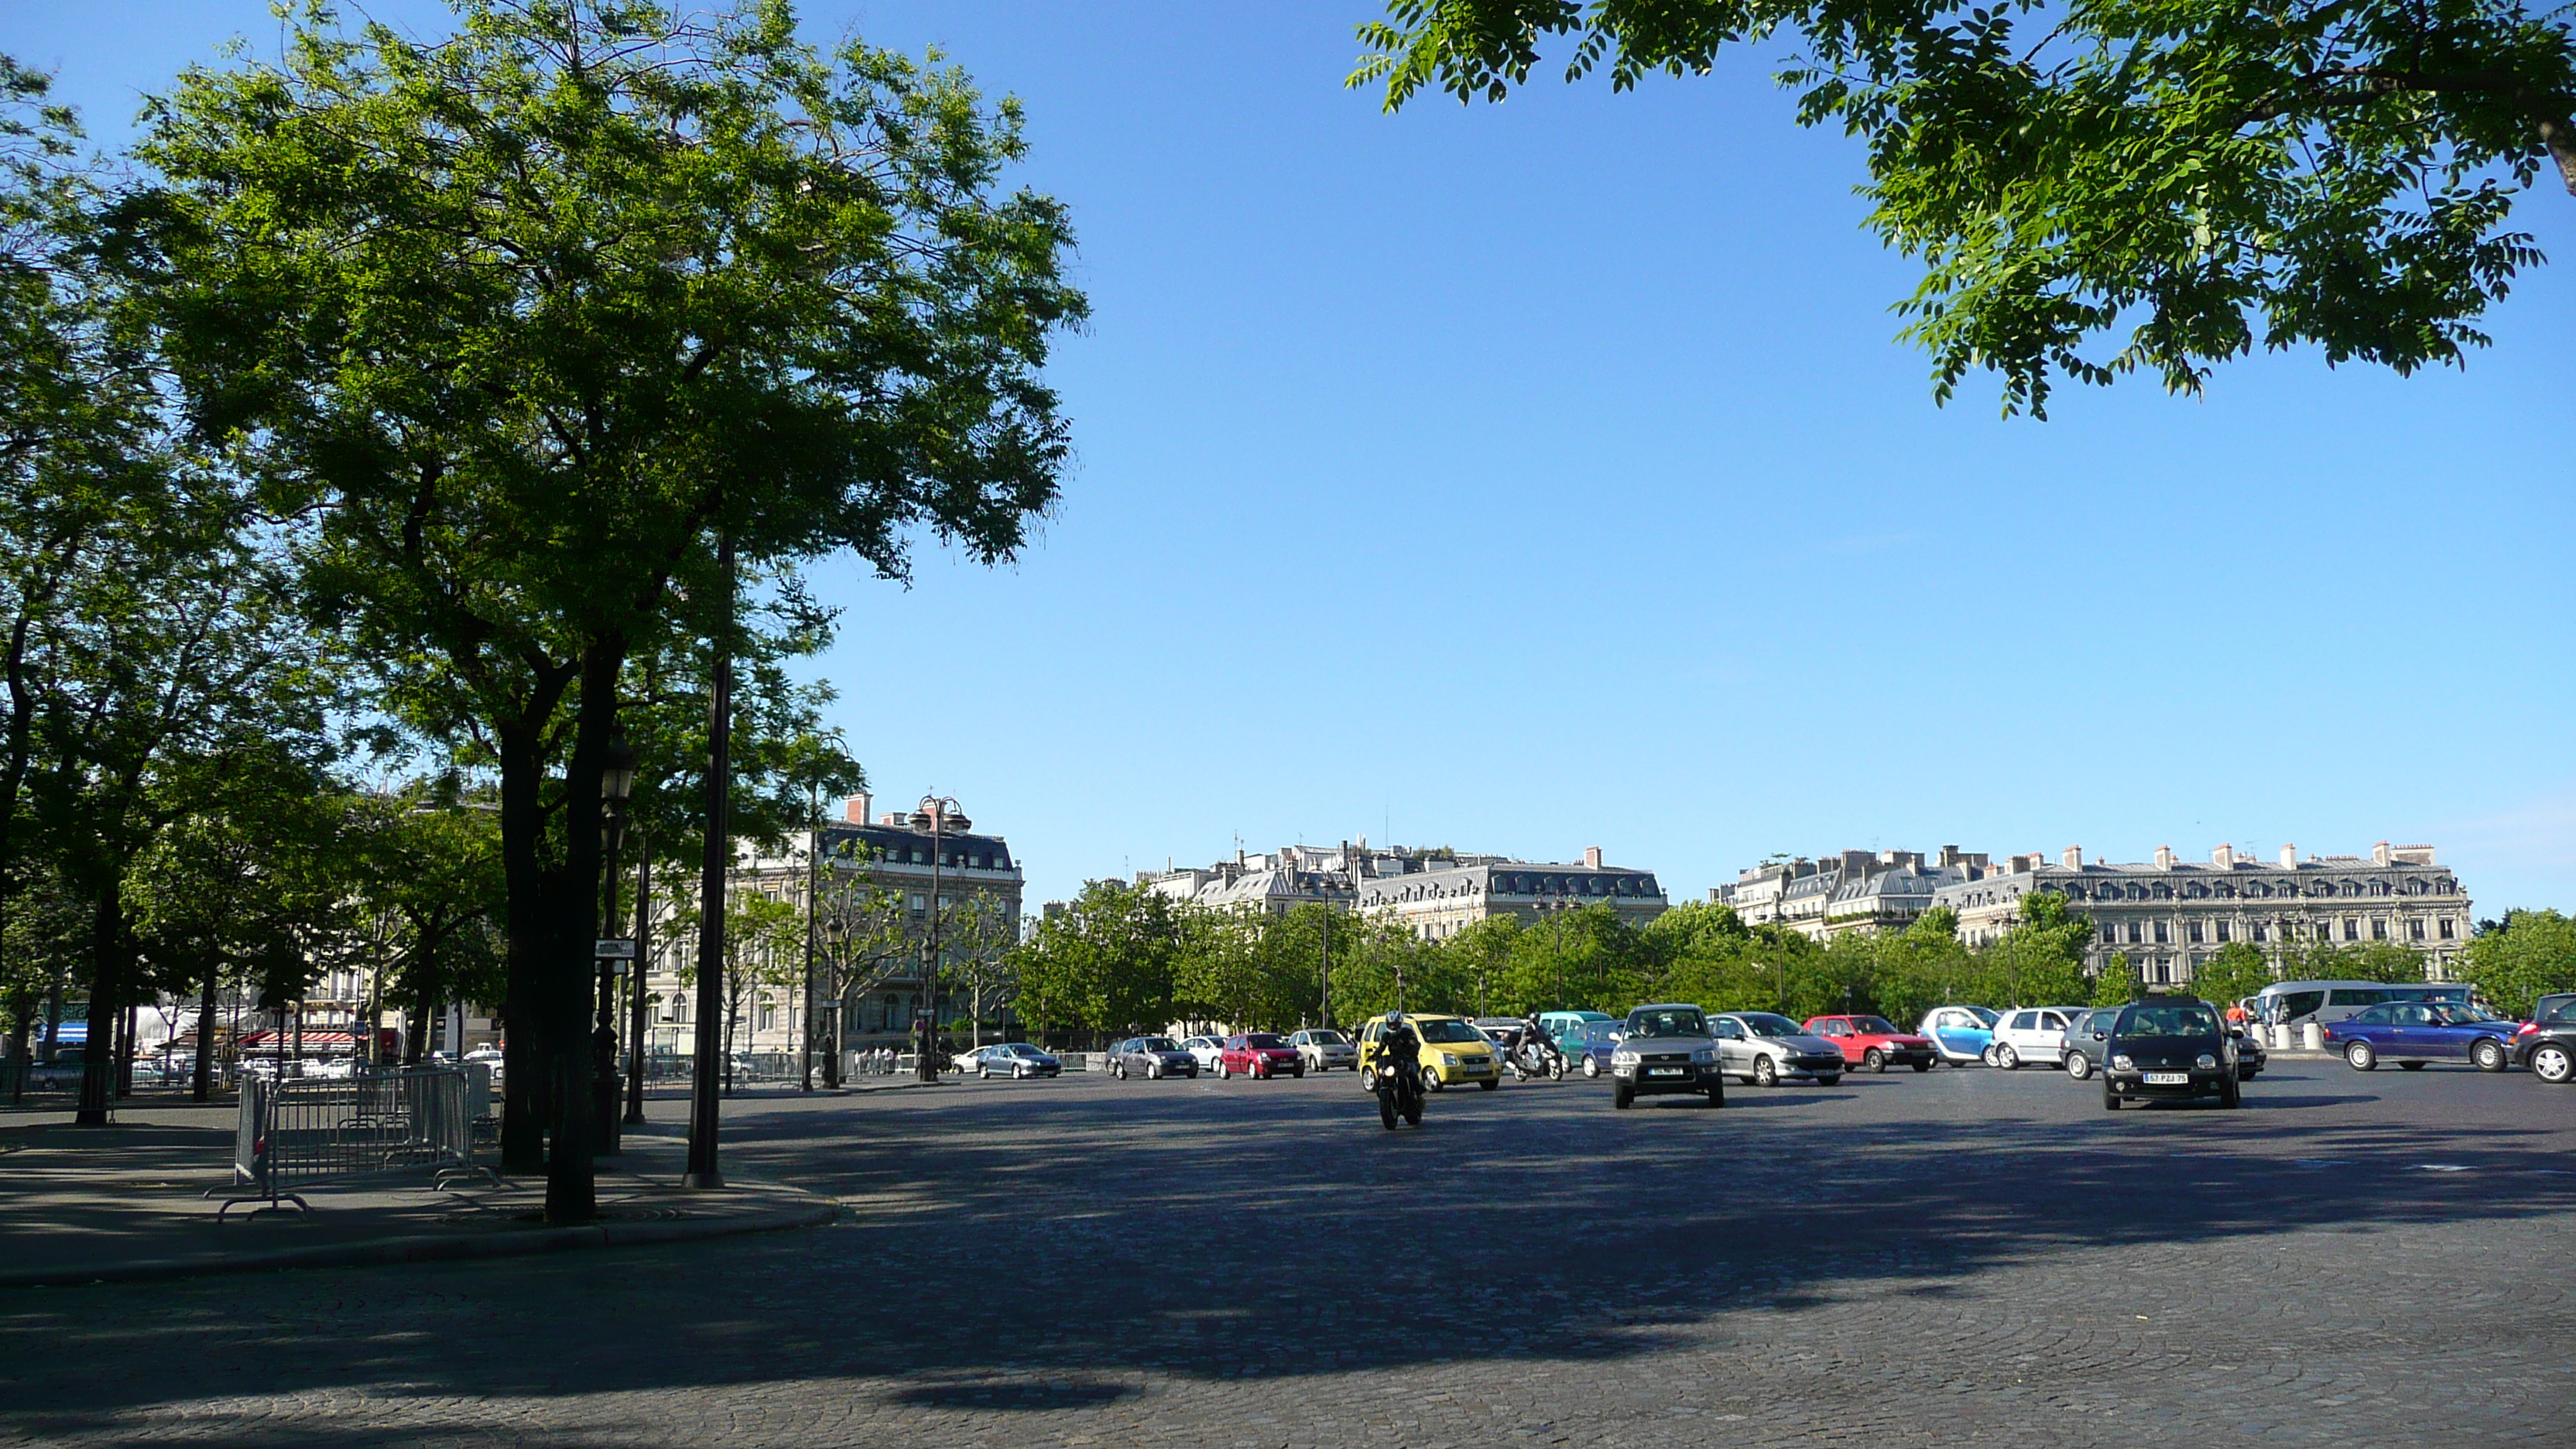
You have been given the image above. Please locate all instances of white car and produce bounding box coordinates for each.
[957,1043,1064,1079]
[1180,1036,1225,1073]
[1287,1028,1357,1071]
[1987,1007,2084,1069]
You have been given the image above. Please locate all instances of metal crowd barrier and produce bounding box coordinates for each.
[220,1066,488,1219]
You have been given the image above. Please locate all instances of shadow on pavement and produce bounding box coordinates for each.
[1,1070,2569,1443]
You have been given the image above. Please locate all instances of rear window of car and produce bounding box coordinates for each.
[1140,1037,1177,1051]
[2537,996,2576,1024]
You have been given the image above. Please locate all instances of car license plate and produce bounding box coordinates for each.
[2143,1070,2188,1085]
[1647,1067,1685,1077]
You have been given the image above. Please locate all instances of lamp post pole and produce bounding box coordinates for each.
[910,796,969,1083]
[624,838,650,1126]
[592,733,635,1154]
[683,529,733,1190]
[801,788,820,1094]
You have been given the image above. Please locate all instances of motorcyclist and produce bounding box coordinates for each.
[1516,1011,1561,1077]
[1371,1010,1423,1128]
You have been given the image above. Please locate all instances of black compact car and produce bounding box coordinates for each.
[1106,1035,1198,1080]
[2511,993,2576,1085]
[2100,998,2242,1109]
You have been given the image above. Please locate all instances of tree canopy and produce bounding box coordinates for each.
[1352,0,2575,414]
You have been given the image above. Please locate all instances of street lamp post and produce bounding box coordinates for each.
[623,837,650,1126]
[909,796,970,1084]
[1535,896,1577,1009]
[592,734,635,1154]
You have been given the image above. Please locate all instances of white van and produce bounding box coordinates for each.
[2256,979,2471,1026]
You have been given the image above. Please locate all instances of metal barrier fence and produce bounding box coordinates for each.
[221,1066,486,1218]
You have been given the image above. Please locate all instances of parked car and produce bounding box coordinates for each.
[2256,979,2475,1027]
[2060,1008,2110,1081]
[1567,1019,1626,1078]
[2321,1002,2524,1072]
[1802,1015,1936,1073]
[1286,1028,1357,1072]
[961,1043,1064,1079]
[1179,1036,1226,1073]
[462,1046,505,1084]
[1604,1002,1726,1109]
[1106,1036,1197,1080]
[1217,1032,1303,1080]
[1917,1006,2000,1065]
[1988,1007,2084,1069]
[2100,999,2240,1109]
[1709,1012,1846,1087]
[2511,993,2576,1084]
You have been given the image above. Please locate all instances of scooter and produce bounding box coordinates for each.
[1509,1036,1566,1081]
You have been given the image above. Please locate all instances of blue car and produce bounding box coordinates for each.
[2321,1002,2522,1073]
[1916,1005,2001,1065]
[1571,1019,1628,1079]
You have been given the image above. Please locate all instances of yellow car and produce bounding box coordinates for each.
[1356,1013,1502,1091]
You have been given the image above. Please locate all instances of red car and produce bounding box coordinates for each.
[1803,1015,1937,1073]
[1217,1032,1303,1080]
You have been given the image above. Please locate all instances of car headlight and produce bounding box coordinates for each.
[1440,1053,1459,1066]
[1612,1049,1638,1066]
[2111,1053,2135,1072]
[2196,1053,2218,1070]
[1692,1047,1718,1064]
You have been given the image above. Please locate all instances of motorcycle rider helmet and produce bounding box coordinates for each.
[1382,1009,1405,1026]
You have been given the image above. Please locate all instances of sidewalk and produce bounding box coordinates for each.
[0,1101,841,1290]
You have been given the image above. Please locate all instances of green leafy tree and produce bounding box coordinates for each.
[2194,940,2276,1008]
[2464,909,2576,1017]
[1010,881,1187,1042]
[2094,953,2142,1006]
[1974,891,2094,1007]
[1353,0,2576,415]
[120,2,1082,1217]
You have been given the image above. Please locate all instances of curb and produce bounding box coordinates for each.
[0,1197,843,1291]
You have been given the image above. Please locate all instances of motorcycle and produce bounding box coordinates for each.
[1509,1035,1566,1082]
[1373,1055,1424,1130]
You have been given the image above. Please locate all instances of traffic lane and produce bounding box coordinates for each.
[2,1059,2570,1447]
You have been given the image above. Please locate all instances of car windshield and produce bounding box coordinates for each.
[1736,1013,1804,1038]
[2119,1004,2220,1036]
[2540,997,2576,1024]
[1245,1033,1288,1049]
[1308,1030,1347,1045]
[1416,1019,1486,1045]
[1628,1009,1708,1038]
[1139,1037,1178,1051]
[1008,1045,1045,1057]
[1853,1017,1897,1034]
[2426,1005,2502,1026]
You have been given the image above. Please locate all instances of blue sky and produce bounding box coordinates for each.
[13,2,2573,917]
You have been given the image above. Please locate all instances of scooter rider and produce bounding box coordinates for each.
[1517,1010,1560,1076]
[1375,1010,1422,1090]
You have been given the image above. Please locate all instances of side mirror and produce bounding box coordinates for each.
[2091,1032,2107,1041]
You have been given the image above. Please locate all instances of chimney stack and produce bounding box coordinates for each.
[2062,845,2082,869]
[2279,843,2298,868]
[1583,845,1604,869]
[2212,843,2235,868]
[2153,844,2174,869]
[845,791,872,824]
[2372,840,2392,865]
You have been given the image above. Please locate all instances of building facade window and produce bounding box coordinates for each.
[2440,918,2457,940]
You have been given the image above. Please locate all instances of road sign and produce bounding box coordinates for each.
[594,938,636,959]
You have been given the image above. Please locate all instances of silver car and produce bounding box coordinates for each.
[1287,1028,1358,1071]
[1711,1012,1848,1086]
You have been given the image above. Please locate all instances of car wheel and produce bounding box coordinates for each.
[1422,1070,1444,1092]
[1583,1057,1601,1079]
[1997,1043,2021,1070]
[1612,1080,1634,1110]
[1753,1056,1780,1088]
[1817,1074,1841,1086]
[1980,1044,1998,1067]
[2219,1075,2242,1109]
[2472,1040,2508,1073]
[1704,1083,1725,1108]
[1113,1062,1127,1080]
[1217,1059,1229,1080]
[1478,1077,1497,1090]
[2344,1040,2377,1071]
[1358,1064,1374,1091]
[2102,1085,2121,1110]
[1148,1061,1163,1080]
[1863,1048,1886,1074]
[2400,1060,2427,1070]
[1911,1060,1932,1073]
[978,1067,991,1080]
[2532,1044,2574,1084]
[2066,1052,2094,1081]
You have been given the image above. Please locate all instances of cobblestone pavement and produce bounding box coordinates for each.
[3,1058,2570,1447]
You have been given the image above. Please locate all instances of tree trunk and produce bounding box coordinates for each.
[541,636,627,1225]
[194,959,217,1101]
[74,889,122,1125]
[495,718,552,1175]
